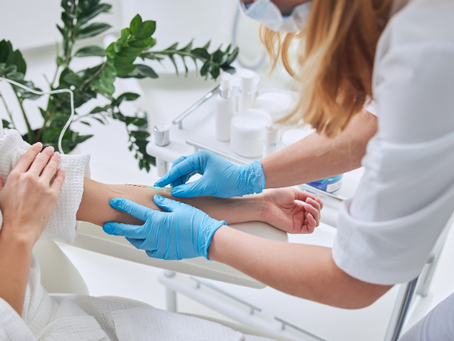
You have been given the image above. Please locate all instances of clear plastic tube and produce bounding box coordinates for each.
[0,78,74,154]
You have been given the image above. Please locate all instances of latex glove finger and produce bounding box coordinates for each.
[126,237,150,250]
[110,198,152,222]
[154,157,198,187]
[153,194,188,212]
[170,178,207,198]
[103,222,148,239]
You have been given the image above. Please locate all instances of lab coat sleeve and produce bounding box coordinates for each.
[332,42,454,285]
[0,129,90,243]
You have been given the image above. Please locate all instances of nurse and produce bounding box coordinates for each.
[107,0,454,338]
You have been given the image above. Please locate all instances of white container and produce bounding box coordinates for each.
[215,73,235,141]
[282,128,315,147]
[239,69,257,110]
[263,124,280,157]
[231,109,271,158]
[255,92,293,119]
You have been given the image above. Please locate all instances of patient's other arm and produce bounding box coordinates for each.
[76,178,321,233]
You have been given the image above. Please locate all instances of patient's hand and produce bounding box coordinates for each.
[262,188,322,234]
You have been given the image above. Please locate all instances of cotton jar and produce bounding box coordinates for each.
[231,109,271,158]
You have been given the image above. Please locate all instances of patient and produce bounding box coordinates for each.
[0,129,321,340]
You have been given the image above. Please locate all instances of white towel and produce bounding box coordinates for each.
[0,129,90,243]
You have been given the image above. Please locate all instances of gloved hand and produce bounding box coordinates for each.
[154,150,265,198]
[102,195,226,260]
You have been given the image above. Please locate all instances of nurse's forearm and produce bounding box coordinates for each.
[209,226,392,309]
[262,110,377,188]
[76,178,264,226]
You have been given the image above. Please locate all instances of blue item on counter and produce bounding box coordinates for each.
[307,175,343,194]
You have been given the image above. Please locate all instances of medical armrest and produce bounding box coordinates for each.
[71,221,288,289]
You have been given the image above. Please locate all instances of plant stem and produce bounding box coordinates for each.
[11,87,35,143]
[0,91,17,129]
[82,63,105,91]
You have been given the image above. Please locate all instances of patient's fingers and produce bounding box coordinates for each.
[29,146,54,176]
[50,168,65,191]
[41,152,61,183]
[14,142,42,173]
[294,189,323,210]
[303,201,320,226]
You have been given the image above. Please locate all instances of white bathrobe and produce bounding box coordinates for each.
[0,129,273,341]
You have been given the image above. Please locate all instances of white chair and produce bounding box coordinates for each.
[33,225,295,341]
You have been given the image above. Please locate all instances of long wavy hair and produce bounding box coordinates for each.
[260,0,392,137]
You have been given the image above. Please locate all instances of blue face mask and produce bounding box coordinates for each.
[239,0,312,33]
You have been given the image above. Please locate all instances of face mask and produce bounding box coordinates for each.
[239,0,312,33]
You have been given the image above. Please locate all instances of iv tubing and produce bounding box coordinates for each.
[0,77,74,154]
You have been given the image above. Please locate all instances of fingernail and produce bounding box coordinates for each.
[46,146,54,153]
[54,152,61,158]
[59,167,65,172]
[34,142,42,148]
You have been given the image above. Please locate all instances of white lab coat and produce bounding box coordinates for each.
[333,0,454,285]
[0,130,272,341]
[332,0,454,339]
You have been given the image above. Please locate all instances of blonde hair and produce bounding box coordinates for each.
[260,0,392,137]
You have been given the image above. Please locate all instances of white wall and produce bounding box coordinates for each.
[0,0,123,50]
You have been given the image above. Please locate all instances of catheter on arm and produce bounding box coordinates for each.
[0,77,74,154]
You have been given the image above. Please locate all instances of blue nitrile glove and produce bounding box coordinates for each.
[154,150,265,198]
[102,196,226,260]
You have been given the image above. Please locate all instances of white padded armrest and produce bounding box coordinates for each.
[71,221,288,289]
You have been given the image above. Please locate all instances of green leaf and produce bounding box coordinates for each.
[117,92,140,103]
[210,66,220,80]
[80,121,91,126]
[75,45,106,57]
[39,108,48,120]
[60,68,84,87]
[77,22,111,39]
[92,116,106,125]
[203,41,211,50]
[225,47,239,65]
[191,48,210,61]
[91,60,116,96]
[121,64,158,79]
[115,28,130,52]
[134,20,156,40]
[212,49,227,64]
[78,3,112,25]
[13,80,42,100]
[129,14,142,35]
[2,119,12,129]
[0,40,12,64]
[7,49,26,74]
[128,37,156,49]
[130,130,149,139]
[200,61,212,78]
[124,116,147,127]
[90,104,111,113]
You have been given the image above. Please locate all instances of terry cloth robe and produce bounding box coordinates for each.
[0,129,274,341]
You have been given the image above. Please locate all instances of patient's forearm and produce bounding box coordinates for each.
[76,178,265,226]
[0,231,33,315]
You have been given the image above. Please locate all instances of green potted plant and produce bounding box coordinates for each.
[0,0,238,172]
